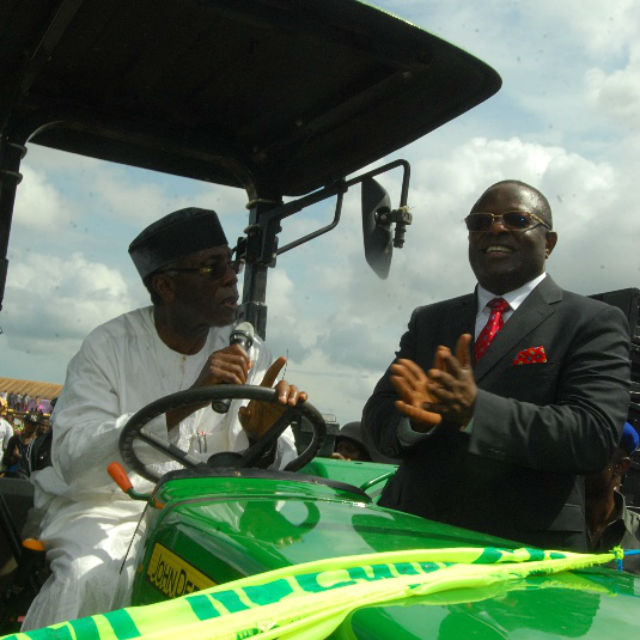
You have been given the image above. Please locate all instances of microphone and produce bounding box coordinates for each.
[211,321,255,413]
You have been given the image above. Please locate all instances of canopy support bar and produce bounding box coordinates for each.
[238,192,283,340]
[0,136,26,313]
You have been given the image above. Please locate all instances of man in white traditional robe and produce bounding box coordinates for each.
[23,208,304,629]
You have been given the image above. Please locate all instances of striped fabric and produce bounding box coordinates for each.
[3,546,618,640]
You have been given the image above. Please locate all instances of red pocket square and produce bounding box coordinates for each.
[513,346,547,365]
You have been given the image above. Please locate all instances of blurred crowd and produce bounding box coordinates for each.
[1,392,53,416]
[0,395,54,478]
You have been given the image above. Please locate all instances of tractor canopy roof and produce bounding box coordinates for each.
[0,0,501,197]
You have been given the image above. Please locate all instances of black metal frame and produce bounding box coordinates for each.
[0,0,86,313]
[237,159,410,336]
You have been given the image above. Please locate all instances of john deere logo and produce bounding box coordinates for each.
[147,543,215,598]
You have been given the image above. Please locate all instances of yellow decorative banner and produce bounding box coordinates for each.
[3,546,616,640]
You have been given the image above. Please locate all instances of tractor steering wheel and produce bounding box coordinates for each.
[119,385,326,482]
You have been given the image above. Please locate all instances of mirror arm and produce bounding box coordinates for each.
[237,180,348,263]
[239,160,411,262]
[277,191,344,255]
[260,180,348,225]
[353,158,411,207]
[271,158,411,257]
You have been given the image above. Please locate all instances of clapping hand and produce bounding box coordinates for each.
[391,333,476,430]
[390,350,445,431]
[426,333,476,428]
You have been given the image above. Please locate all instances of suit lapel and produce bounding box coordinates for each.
[444,294,476,350]
[474,276,563,382]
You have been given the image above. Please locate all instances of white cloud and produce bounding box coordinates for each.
[407,0,640,64]
[20,145,250,245]
[586,43,640,130]
[284,349,381,424]
[261,268,315,363]
[3,252,133,353]
[316,316,396,371]
[23,144,103,174]
[13,165,72,230]
[531,0,639,59]
[92,170,249,230]
[93,173,177,224]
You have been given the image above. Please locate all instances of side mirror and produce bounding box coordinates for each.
[361,177,393,279]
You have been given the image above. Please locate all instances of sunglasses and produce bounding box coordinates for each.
[464,211,551,232]
[160,257,243,280]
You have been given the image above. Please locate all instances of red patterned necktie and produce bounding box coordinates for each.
[474,297,510,361]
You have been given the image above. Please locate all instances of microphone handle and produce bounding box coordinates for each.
[211,334,252,414]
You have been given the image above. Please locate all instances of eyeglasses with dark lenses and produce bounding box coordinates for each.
[160,258,243,280]
[464,211,551,232]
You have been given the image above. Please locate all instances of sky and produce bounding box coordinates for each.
[1,0,639,426]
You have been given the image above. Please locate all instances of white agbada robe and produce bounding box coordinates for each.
[23,307,296,629]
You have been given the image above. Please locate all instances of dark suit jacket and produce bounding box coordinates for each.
[362,276,630,550]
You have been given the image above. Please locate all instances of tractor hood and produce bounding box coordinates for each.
[127,471,639,639]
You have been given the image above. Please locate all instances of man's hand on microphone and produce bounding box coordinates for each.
[193,344,252,387]
[166,344,252,429]
[238,356,307,440]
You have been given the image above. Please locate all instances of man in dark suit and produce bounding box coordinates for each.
[362,180,630,550]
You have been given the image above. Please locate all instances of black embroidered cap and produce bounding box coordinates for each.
[128,207,228,279]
